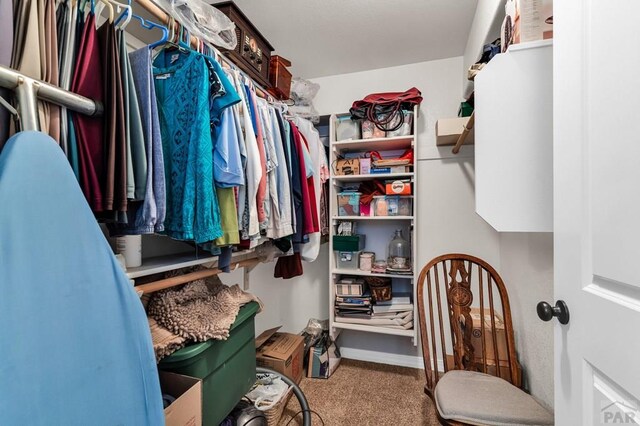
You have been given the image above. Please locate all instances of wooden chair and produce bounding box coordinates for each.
[417,254,553,426]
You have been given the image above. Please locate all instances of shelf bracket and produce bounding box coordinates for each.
[243,263,257,291]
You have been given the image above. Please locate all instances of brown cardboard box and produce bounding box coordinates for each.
[256,326,305,384]
[435,117,474,146]
[445,355,516,382]
[159,371,202,426]
[469,307,508,363]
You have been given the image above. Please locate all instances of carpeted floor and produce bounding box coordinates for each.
[279,359,440,425]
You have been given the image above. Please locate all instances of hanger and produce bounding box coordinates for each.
[113,0,132,28]
[94,0,114,23]
[128,15,168,49]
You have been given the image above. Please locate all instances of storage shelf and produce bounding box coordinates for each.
[329,107,419,346]
[332,172,414,182]
[332,216,413,221]
[333,135,414,152]
[332,321,414,337]
[332,268,413,280]
[126,250,254,279]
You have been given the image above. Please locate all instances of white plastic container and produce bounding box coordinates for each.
[336,117,361,141]
[116,235,142,268]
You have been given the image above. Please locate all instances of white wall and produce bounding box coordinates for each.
[462,0,504,98]
[219,247,330,336]
[309,57,502,367]
[499,233,554,410]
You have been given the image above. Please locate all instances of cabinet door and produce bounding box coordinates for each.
[475,42,553,232]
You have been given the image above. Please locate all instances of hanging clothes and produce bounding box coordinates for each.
[10,0,59,142]
[117,29,147,202]
[108,45,167,236]
[267,106,293,238]
[290,122,319,240]
[294,117,328,262]
[232,70,262,242]
[70,11,105,212]
[244,84,268,227]
[153,48,222,243]
[97,19,127,216]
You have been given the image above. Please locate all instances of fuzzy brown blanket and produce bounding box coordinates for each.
[148,274,263,348]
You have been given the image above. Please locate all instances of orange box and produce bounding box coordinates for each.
[385,179,412,195]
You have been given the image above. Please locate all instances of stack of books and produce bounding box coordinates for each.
[335,292,373,317]
[334,293,414,330]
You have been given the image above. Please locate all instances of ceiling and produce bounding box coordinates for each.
[231,0,479,79]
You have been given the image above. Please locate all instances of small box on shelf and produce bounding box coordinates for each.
[336,251,361,269]
[333,234,366,252]
[372,196,413,217]
[337,192,361,216]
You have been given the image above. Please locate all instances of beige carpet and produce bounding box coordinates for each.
[279,359,440,425]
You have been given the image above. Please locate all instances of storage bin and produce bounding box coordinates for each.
[337,192,361,216]
[336,251,361,269]
[333,234,366,252]
[159,302,260,426]
[386,110,414,138]
[373,196,413,216]
[336,116,361,141]
[361,120,386,139]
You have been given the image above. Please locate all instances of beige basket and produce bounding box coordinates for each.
[264,386,294,426]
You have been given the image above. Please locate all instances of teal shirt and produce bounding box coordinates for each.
[153,49,222,243]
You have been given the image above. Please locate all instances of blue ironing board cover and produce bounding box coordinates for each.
[0,132,164,425]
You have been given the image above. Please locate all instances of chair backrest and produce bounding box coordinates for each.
[417,254,522,394]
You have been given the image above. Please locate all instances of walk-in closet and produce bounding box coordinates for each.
[2,1,640,425]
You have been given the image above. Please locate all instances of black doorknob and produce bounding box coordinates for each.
[537,300,570,324]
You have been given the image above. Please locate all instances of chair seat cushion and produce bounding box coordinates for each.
[434,370,554,426]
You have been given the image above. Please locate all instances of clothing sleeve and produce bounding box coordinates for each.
[213,108,244,188]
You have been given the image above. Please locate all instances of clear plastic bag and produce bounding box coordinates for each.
[289,78,320,122]
[245,373,290,410]
[154,0,238,50]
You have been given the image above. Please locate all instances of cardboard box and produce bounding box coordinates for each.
[256,327,305,384]
[435,116,475,146]
[385,179,412,195]
[159,371,202,426]
[445,355,517,383]
[469,307,508,363]
[335,158,360,175]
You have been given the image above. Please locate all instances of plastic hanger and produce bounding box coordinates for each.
[112,0,132,28]
[95,0,114,23]
[127,15,168,49]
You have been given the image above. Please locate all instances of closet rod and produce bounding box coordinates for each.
[0,65,103,131]
[136,258,260,294]
[134,0,272,100]
[452,111,474,154]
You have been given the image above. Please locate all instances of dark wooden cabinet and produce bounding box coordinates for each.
[213,1,274,89]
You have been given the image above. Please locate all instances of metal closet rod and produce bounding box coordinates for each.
[0,65,103,131]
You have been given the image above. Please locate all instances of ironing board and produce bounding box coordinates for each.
[0,131,164,424]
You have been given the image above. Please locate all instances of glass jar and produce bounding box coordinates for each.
[372,260,387,274]
[359,252,375,271]
[387,229,411,271]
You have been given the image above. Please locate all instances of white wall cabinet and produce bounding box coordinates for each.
[475,40,553,232]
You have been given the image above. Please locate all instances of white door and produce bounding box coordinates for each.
[554,1,640,425]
